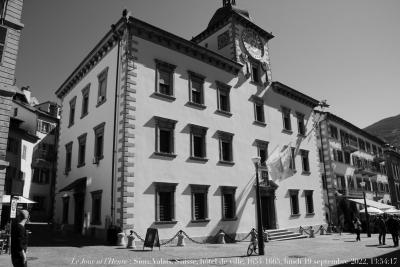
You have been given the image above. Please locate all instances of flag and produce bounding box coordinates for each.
[280,145,293,179]
[266,145,283,180]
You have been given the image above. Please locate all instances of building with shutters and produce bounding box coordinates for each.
[54,1,326,241]
[384,147,400,209]
[316,111,391,231]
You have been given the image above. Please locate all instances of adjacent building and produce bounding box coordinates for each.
[0,0,24,224]
[316,111,391,230]
[384,147,400,209]
[54,2,326,241]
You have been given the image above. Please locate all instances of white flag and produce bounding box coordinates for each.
[280,145,293,179]
[266,145,283,180]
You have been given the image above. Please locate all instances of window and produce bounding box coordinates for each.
[217,131,234,164]
[189,124,208,160]
[32,168,49,184]
[281,107,292,132]
[365,142,371,153]
[336,175,345,189]
[188,71,205,107]
[81,84,90,117]
[97,68,108,105]
[93,123,105,162]
[13,108,17,117]
[251,96,265,124]
[372,145,377,155]
[154,116,177,157]
[216,81,231,114]
[250,61,261,84]
[7,137,19,153]
[300,149,310,173]
[296,112,306,136]
[358,139,366,151]
[68,97,76,127]
[290,147,296,171]
[337,150,343,163]
[32,196,46,211]
[329,125,338,139]
[289,189,300,216]
[190,184,210,221]
[90,190,102,225]
[21,145,26,160]
[65,142,72,174]
[344,151,351,164]
[347,176,354,190]
[37,120,53,133]
[155,59,176,98]
[155,182,177,223]
[62,196,70,224]
[0,26,7,63]
[305,190,314,214]
[77,133,87,167]
[255,140,268,166]
[217,30,230,50]
[221,186,236,220]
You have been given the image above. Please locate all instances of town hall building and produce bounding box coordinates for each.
[54,1,326,241]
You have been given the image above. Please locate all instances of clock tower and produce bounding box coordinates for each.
[192,1,274,83]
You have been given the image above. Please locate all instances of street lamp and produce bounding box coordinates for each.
[251,156,265,255]
[359,181,371,237]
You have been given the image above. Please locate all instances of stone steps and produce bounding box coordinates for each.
[265,229,308,241]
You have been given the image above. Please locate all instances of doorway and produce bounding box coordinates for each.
[74,193,85,234]
[261,195,276,229]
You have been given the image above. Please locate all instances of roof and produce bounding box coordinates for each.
[271,81,320,108]
[13,99,59,121]
[348,198,393,210]
[320,111,386,145]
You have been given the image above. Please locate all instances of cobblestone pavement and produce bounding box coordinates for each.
[0,230,399,267]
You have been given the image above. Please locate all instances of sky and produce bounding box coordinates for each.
[15,0,400,128]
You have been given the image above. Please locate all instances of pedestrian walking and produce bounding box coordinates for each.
[11,209,29,267]
[375,215,386,245]
[353,217,362,242]
[386,215,399,247]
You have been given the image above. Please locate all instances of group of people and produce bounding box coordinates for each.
[375,214,400,247]
[353,214,400,246]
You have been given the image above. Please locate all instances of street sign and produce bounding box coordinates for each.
[10,196,17,218]
[143,228,160,250]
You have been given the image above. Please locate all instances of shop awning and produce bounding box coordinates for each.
[348,198,394,210]
[58,177,86,192]
[1,195,36,204]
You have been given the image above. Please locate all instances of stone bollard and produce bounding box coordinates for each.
[126,230,136,249]
[309,228,315,238]
[117,232,126,246]
[217,231,225,244]
[177,231,185,247]
[320,226,325,235]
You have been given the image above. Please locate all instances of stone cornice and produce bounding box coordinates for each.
[271,81,320,108]
[128,17,242,75]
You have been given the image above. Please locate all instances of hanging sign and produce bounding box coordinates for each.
[10,196,18,219]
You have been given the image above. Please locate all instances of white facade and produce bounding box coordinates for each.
[54,4,326,240]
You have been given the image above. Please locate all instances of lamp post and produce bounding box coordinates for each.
[251,156,265,255]
[359,181,371,237]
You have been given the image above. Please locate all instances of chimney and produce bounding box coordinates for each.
[21,86,31,103]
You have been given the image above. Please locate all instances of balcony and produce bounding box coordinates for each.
[348,189,364,198]
[341,140,358,153]
[373,154,385,163]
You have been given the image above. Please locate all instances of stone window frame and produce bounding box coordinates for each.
[190,184,210,222]
[187,71,206,108]
[304,190,314,215]
[93,122,105,163]
[91,190,102,225]
[81,83,90,118]
[249,59,262,85]
[154,116,177,158]
[96,67,108,107]
[251,95,265,126]
[65,141,73,174]
[220,186,237,221]
[68,96,77,128]
[215,81,232,116]
[217,130,234,165]
[281,106,292,133]
[255,139,268,166]
[296,112,306,136]
[154,182,178,224]
[154,59,177,100]
[289,189,300,216]
[300,149,310,174]
[77,133,87,167]
[189,124,208,162]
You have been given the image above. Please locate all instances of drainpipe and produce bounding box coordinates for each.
[110,25,123,226]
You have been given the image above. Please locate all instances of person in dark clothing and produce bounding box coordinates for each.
[386,215,399,247]
[375,215,387,245]
[353,217,362,241]
[11,209,29,267]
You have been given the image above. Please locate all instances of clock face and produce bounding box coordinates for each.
[241,29,264,60]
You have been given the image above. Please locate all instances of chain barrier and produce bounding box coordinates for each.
[160,230,181,246]
[180,230,207,244]
[299,225,328,236]
[131,230,145,242]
